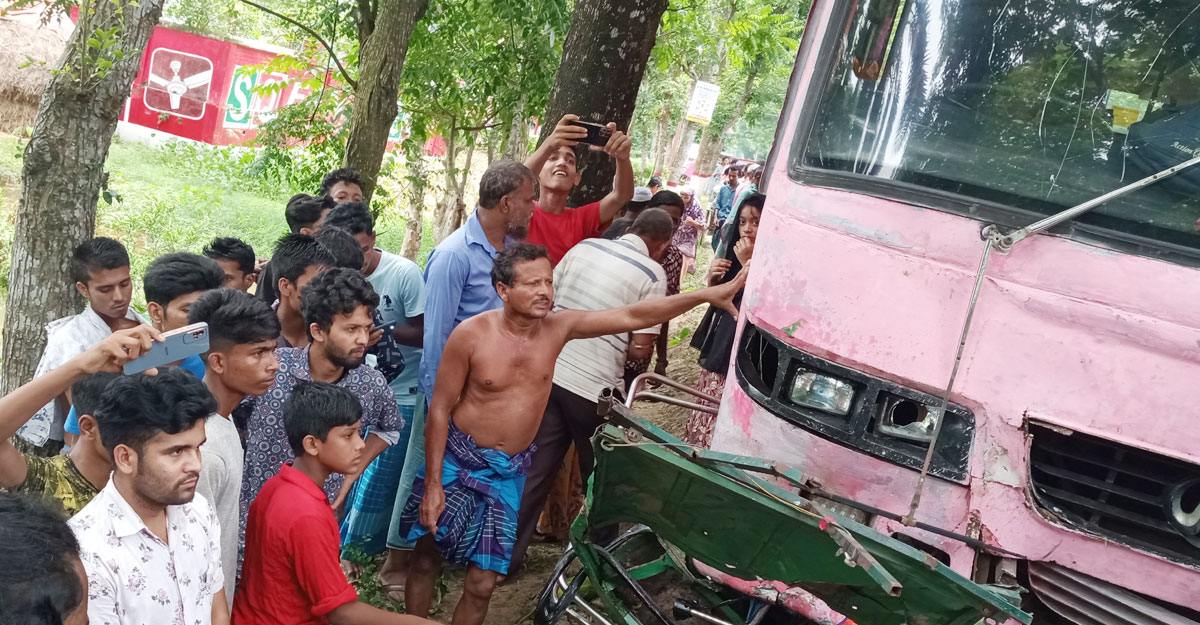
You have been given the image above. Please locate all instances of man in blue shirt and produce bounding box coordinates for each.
[377,159,537,599]
[712,167,739,250]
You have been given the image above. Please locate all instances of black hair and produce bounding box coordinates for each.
[490,242,549,288]
[188,287,281,353]
[269,233,335,289]
[0,493,84,625]
[648,176,663,188]
[324,202,374,236]
[647,190,685,211]
[285,193,336,233]
[740,192,766,215]
[314,226,365,270]
[319,168,364,196]
[203,237,256,275]
[301,268,380,339]
[70,371,122,419]
[72,237,129,285]
[629,208,677,242]
[479,160,536,209]
[92,367,216,456]
[143,252,226,311]
[285,380,362,456]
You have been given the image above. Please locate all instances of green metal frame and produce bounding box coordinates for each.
[557,398,1032,625]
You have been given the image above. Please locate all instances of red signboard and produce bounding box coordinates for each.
[122,26,316,145]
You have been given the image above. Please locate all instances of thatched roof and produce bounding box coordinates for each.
[0,12,70,106]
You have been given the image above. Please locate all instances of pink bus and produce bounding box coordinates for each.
[713,0,1200,621]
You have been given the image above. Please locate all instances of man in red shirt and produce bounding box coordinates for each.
[233,381,432,625]
[524,114,634,264]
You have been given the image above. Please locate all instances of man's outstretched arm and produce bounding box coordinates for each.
[0,326,161,487]
[563,269,748,342]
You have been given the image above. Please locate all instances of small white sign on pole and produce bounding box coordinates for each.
[685,81,721,125]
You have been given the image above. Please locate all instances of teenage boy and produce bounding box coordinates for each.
[240,268,401,533]
[70,369,226,625]
[0,327,162,516]
[204,237,258,291]
[190,288,282,608]
[18,237,146,452]
[321,168,366,204]
[524,115,634,264]
[268,233,335,348]
[234,382,433,625]
[259,194,337,303]
[143,252,227,377]
[400,244,744,625]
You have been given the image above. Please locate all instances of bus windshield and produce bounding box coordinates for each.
[801,0,1200,251]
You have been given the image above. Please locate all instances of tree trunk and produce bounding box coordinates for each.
[651,101,672,175]
[539,0,669,207]
[666,120,699,184]
[342,0,428,202]
[500,95,528,161]
[663,83,693,178]
[433,130,459,243]
[400,154,426,261]
[2,0,165,394]
[693,62,762,181]
[649,98,670,175]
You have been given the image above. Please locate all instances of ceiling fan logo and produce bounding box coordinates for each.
[144,48,213,120]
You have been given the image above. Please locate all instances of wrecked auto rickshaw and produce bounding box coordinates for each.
[534,376,1032,625]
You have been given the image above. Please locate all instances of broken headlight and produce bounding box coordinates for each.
[876,393,939,443]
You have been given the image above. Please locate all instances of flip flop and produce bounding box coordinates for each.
[375,572,406,603]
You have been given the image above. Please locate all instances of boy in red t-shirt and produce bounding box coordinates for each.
[233,381,432,625]
[524,114,635,264]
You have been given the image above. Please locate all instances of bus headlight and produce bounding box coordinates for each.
[789,370,855,415]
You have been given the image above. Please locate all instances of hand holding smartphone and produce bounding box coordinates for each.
[123,322,210,375]
[566,120,614,147]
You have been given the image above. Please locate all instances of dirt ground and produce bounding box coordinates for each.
[426,304,712,625]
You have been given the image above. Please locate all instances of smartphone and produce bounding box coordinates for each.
[123,322,210,375]
[567,120,614,147]
[373,322,395,333]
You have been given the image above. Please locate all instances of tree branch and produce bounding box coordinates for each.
[237,0,358,90]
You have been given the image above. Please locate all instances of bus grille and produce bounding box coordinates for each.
[1028,423,1200,568]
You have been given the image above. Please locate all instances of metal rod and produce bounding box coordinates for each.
[1000,154,1200,250]
[674,601,741,625]
[625,372,721,414]
[630,391,719,415]
[904,236,994,525]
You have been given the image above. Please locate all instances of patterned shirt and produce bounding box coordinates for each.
[240,347,403,535]
[18,305,147,446]
[16,453,98,518]
[69,479,224,625]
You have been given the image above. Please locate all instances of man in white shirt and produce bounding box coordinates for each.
[509,208,676,572]
[69,368,228,625]
[188,288,282,609]
[18,237,146,452]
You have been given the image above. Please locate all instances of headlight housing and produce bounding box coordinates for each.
[789,370,856,415]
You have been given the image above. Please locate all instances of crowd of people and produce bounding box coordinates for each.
[0,113,765,625]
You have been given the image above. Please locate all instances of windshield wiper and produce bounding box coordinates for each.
[903,153,1200,525]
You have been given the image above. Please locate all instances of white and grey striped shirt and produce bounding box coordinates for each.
[552,234,667,402]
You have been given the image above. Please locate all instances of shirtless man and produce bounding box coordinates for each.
[398,243,744,625]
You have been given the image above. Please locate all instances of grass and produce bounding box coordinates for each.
[0,135,436,313]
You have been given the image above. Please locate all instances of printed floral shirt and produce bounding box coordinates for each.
[69,478,224,625]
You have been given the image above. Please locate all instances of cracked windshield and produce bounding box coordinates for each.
[804,0,1200,250]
